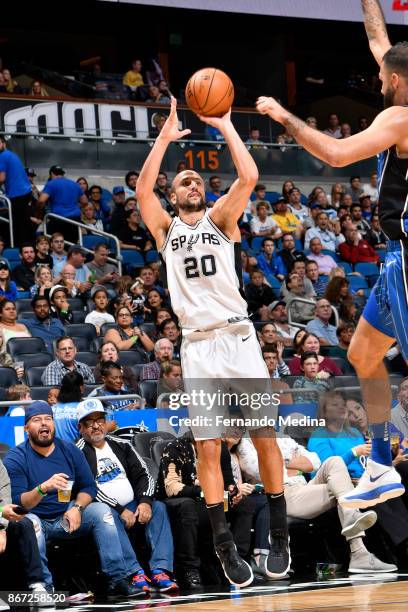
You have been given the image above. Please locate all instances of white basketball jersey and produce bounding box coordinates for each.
[161,211,248,330]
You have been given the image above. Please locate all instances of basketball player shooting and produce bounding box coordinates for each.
[137,98,290,586]
[257,0,406,510]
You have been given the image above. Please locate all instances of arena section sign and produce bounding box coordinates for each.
[102,0,408,24]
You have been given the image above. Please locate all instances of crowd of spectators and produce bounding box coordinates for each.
[2,143,408,598]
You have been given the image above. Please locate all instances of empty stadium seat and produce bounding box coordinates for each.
[90,337,104,352]
[0,367,18,388]
[145,250,159,263]
[30,386,54,401]
[131,363,144,379]
[138,380,157,407]
[119,350,149,365]
[64,323,97,343]
[67,298,86,311]
[100,323,118,336]
[338,262,353,274]
[332,376,359,389]
[82,236,109,251]
[140,322,156,336]
[3,248,20,261]
[71,310,86,323]
[15,299,33,314]
[347,275,368,290]
[122,250,145,267]
[76,352,97,367]
[354,262,380,277]
[19,353,53,368]
[26,367,45,386]
[321,249,339,261]
[132,431,176,458]
[7,337,47,357]
[250,237,265,254]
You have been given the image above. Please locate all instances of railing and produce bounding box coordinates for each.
[43,213,123,275]
[0,195,14,247]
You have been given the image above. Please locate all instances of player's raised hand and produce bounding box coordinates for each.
[160,97,191,142]
[256,96,285,123]
[198,109,232,130]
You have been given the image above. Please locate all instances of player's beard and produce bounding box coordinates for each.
[178,195,206,212]
[383,86,396,109]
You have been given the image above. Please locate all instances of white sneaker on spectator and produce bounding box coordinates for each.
[339,459,404,508]
[341,509,377,538]
[28,583,56,608]
[348,551,398,574]
[0,597,9,611]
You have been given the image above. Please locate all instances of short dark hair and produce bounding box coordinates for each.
[158,171,168,179]
[383,42,408,80]
[100,360,122,378]
[56,336,75,350]
[305,259,318,269]
[0,136,6,144]
[31,294,49,308]
[94,241,109,252]
[350,175,360,183]
[59,371,84,403]
[256,200,269,212]
[336,322,355,338]
[125,170,139,187]
[88,184,102,194]
[261,237,274,248]
[125,209,137,220]
[158,318,178,334]
[254,183,266,192]
[19,242,34,254]
[300,351,318,365]
[350,203,361,212]
[262,343,278,356]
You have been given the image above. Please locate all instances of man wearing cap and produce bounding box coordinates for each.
[87,243,118,294]
[76,399,178,593]
[0,258,17,300]
[66,246,92,287]
[41,336,95,386]
[271,198,303,237]
[287,188,310,224]
[20,296,65,353]
[0,136,33,246]
[4,401,146,598]
[110,186,127,235]
[37,166,88,244]
[25,168,40,201]
[268,301,298,346]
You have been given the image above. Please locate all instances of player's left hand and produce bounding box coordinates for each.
[198,109,232,129]
[256,96,285,123]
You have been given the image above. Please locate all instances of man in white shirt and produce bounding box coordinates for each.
[323,113,342,138]
[250,201,282,239]
[306,238,338,274]
[362,172,378,203]
[304,212,344,251]
[236,436,394,574]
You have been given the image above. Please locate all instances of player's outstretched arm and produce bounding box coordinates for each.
[256,96,408,167]
[137,97,191,245]
[198,111,258,232]
[361,0,391,66]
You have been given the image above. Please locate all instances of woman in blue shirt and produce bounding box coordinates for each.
[53,371,84,442]
[0,259,17,301]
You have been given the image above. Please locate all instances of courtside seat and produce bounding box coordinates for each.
[132,431,176,458]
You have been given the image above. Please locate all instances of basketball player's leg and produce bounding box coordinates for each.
[340,270,405,508]
[250,429,290,579]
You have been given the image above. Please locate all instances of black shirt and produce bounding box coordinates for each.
[12,263,35,290]
[118,223,149,250]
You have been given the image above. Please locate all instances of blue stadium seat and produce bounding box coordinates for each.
[0,367,18,387]
[138,380,157,407]
[75,352,97,367]
[122,250,145,267]
[15,299,33,314]
[354,263,380,278]
[251,237,265,254]
[378,250,386,263]
[265,274,282,292]
[145,250,159,263]
[7,337,47,357]
[20,353,53,368]
[3,248,20,261]
[241,239,250,252]
[119,350,149,365]
[64,323,97,343]
[347,275,368,290]
[25,367,44,386]
[338,262,353,274]
[82,236,109,251]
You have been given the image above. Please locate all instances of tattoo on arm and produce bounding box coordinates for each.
[282,114,307,139]
[361,0,388,41]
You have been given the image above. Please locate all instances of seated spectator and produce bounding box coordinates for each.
[66,246,92,288]
[205,176,223,204]
[157,80,172,103]
[340,122,352,138]
[351,203,371,238]
[124,170,139,199]
[362,171,379,203]
[155,307,172,329]
[366,214,387,250]
[391,378,408,439]
[0,300,31,350]
[154,172,172,212]
[158,318,181,360]
[52,371,84,442]
[271,198,303,237]
[60,264,82,297]
[87,243,119,294]
[87,184,111,225]
[140,338,174,381]
[30,264,54,298]
[292,328,307,357]
[85,286,115,333]
[31,79,49,97]
[324,276,362,313]
[49,285,73,325]
[41,335,95,386]
[4,401,144,598]
[305,260,328,298]
[323,113,341,138]
[246,126,263,145]
[20,295,63,353]
[258,322,279,346]
[250,202,282,240]
[312,192,338,221]
[329,183,346,209]
[110,186,127,235]
[105,306,154,353]
[81,202,104,232]
[359,193,373,220]
[287,187,310,224]
[306,299,339,346]
[93,340,138,392]
[77,400,177,592]
[261,344,292,403]
[244,269,277,320]
[123,59,145,92]
[282,260,316,299]
[88,361,140,411]
[47,387,59,406]
[129,278,148,325]
[255,238,285,281]
[76,177,89,193]
[4,384,31,417]
[50,233,67,279]
[253,183,271,209]
[306,238,338,275]
[3,69,19,93]
[339,226,380,264]
[146,85,167,103]
[329,323,355,360]
[0,259,17,301]
[144,288,169,323]
[339,301,359,327]
[310,392,408,562]
[293,351,331,402]
[157,360,183,403]
[288,332,343,375]
[34,235,53,269]
[0,458,49,597]
[268,300,298,345]
[345,176,363,203]
[237,434,392,574]
[282,272,315,324]
[119,210,153,252]
[277,233,307,275]
[12,243,36,291]
[304,213,344,251]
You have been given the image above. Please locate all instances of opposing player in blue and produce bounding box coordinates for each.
[257,0,407,509]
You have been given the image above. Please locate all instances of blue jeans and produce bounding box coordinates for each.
[27,501,141,588]
[126,500,174,572]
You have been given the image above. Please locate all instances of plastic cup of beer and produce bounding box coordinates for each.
[223,490,229,512]
[58,480,73,502]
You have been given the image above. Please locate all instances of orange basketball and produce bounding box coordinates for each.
[185,68,234,117]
